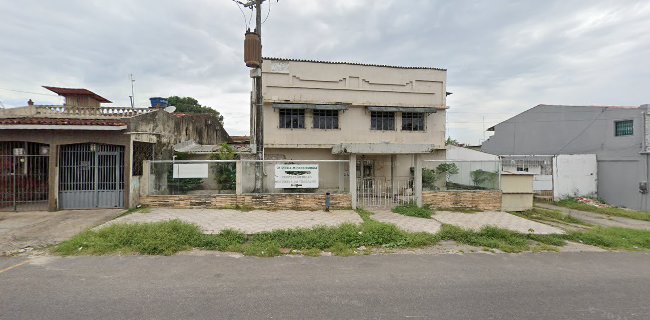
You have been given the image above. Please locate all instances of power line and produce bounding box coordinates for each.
[262,0,272,24]
[0,87,59,97]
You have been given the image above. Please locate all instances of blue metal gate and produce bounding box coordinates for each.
[59,143,124,209]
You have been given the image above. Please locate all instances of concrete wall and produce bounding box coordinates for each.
[553,154,597,200]
[140,193,352,210]
[261,58,447,148]
[422,191,502,211]
[482,104,650,211]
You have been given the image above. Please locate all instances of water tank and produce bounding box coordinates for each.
[244,31,261,68]
[149,97,168,108]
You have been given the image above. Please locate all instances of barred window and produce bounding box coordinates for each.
[615,120,633,136]
[279,109,305,129]
[313,110,339,129]
[132,142,154,176]
[370,111,395,130]
[402,112,425,131]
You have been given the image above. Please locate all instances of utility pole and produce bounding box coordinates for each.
[254,0,264,192]
[129,74,136,108]
[241,0,265,191]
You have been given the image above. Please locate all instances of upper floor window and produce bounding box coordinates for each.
[402,112,425,131]
[370,111,395,130]
[279,109,304,129]
[313,110,339,129]
[614,120,633,136]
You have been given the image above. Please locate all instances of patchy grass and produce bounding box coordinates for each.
[556,198,650,221]
[564,227,650,250]
[392,203,433,219]
[54,212,650,257]
[514,208,588,226]
[54,218,440,257]
[223,204,255,212]
[437,225,566,253]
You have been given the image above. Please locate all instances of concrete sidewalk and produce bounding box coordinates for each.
[100,208,363,234]
[536,203,650,231]
[368,210,564,235]
[0,209,123,255]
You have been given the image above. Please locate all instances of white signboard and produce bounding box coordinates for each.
[173,163,209,179]
[275,164,319,188]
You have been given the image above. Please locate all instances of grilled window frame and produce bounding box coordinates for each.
[313,110,339,129]
[279,109,305,129]
[614,120,633,137]
[401,112,426,131]
[370,111,395,131]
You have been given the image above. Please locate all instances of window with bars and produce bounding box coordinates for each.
[401,112,425,131]
[614,120,633,136]
[370,111,395,130]
[132,141,155,176]
[313,110,339,129]
[279,109,305,129]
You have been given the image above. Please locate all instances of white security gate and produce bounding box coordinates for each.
[59,143,124,209]
[357,178,414,208]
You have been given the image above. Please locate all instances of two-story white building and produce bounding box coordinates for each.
[253,58,447,189]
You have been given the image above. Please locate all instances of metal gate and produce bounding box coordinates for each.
[0,142,49,211]
[59,143,124,209]
[357,177,415,208]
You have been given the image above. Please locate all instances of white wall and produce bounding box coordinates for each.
[446,146,498,161]
[553,154,598,200]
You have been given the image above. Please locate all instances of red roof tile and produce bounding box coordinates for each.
[43,86,112,103]
[0,118,127,126]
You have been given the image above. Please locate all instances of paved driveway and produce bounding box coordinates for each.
[100,208,363,234]
[0,209,123,255]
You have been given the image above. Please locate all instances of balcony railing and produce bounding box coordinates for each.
[33,105,154,118]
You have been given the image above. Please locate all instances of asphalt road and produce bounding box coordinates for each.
[1,252,649,320]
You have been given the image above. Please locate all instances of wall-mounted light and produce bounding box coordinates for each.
[90,143,97,152]
[40,146,49,155]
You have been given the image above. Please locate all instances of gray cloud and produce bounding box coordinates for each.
[1,0,648,141]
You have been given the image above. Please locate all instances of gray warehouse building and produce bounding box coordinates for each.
[482,104,649,211]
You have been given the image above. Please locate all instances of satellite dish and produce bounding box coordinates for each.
[164,105,176,113]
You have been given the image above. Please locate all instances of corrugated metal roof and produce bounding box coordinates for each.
[0,118,126,126]
[264,57,446,71]
[43,86,112,103]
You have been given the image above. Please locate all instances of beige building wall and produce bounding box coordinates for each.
[260,59,447,149]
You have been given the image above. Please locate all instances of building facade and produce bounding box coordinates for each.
[255,58,447,195]
[482,104,649,211]
[0,88,230,211]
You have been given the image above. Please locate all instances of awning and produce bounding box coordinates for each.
[272,103,349,111]
[367,106,437,113]
[332,143,443,154]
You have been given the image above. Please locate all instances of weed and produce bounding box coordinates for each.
[514,208,587,225]
[556,198,650,221]
[392,203,433,219]
[563,227,650,250]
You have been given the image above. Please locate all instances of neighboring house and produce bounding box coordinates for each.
[482,104,649,211]
[0,87,230,211]
[446,145,499,161]
[257,57,447,193]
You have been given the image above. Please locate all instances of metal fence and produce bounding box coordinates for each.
[147,160,350,195]
[0,154,49,211]
[357,176,414,208]
[241,160,349,194]
[422,160,501,191]
[148,160,237,195]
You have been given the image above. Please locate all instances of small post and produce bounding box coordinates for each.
[414,154,423,207]
[325,192,331,212]
[235,160,243,195]
[350,154,357,209]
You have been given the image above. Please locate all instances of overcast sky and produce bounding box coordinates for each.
[1,0,649,144]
